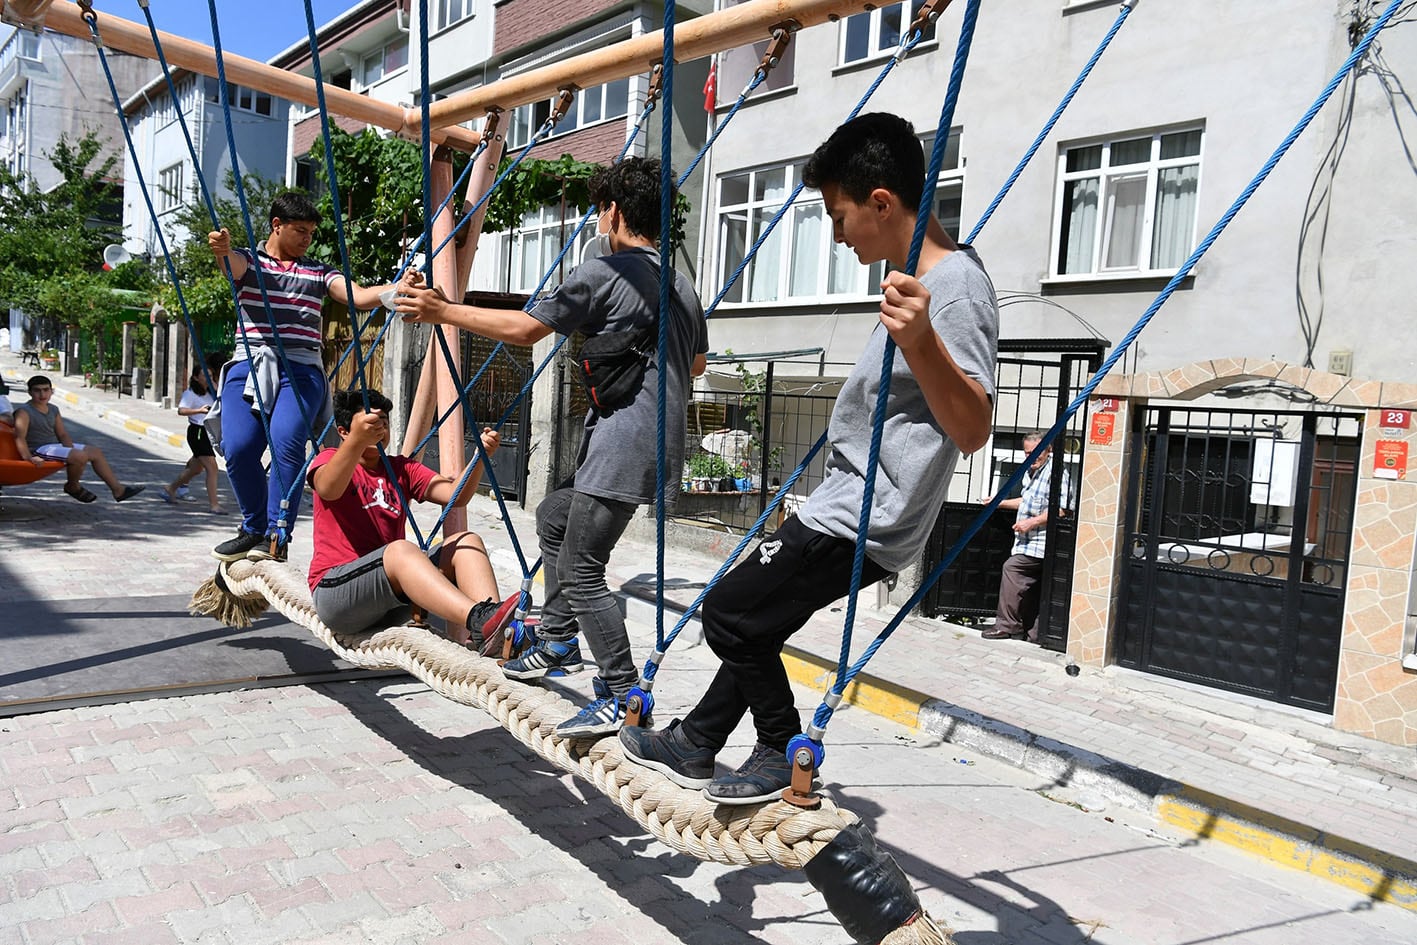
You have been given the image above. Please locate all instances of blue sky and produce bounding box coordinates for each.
[87,0,355,63]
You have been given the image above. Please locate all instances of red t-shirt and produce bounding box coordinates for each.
[307,449,439,590]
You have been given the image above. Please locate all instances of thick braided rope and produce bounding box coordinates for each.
[218,558,858,870]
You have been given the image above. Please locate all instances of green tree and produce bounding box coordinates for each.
[0,131,155,370]
[307,126,432,285]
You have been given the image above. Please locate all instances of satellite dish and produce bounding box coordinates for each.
[102,244,131,270]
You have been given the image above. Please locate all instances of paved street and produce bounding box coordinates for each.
[4,367,1417,943]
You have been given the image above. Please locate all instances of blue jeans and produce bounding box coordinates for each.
[536,485,638,697]
[220,359,326,538]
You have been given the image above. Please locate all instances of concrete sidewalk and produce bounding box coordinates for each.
[607,539,1417,912]
[8,347,1417,911]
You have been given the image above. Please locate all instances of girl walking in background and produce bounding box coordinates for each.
[162,367,224,513]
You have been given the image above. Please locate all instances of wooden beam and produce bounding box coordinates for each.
[42,1,482,153]
[429,150,467,534]
[427,0,882,128]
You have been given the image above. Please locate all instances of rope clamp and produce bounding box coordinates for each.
[644,63,665,110]
[551,87,577,126]
[481,107,502,144]
[756,22,797,75]
[894,0,952,61]
[781,745,821,809]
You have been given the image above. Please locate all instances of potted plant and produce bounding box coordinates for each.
[686,452,733,491]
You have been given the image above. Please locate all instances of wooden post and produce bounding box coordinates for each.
[454,117,507,294]
[429,147,466,534]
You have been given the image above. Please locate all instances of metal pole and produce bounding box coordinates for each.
[758,359,776,528]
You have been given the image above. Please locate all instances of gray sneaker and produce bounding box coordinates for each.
[704,742,801,806]
[619,719,716,789]
[554,677,624,738]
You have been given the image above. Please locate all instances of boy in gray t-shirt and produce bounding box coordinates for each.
[397,157,709,738]
[621,113,999,805]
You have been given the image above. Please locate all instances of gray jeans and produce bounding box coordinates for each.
[536,485,638,696]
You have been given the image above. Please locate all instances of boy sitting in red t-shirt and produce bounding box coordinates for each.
[308,388,506,648]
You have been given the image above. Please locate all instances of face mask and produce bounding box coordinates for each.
[582,232,613,262]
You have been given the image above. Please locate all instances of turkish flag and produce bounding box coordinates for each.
[703,61,717,113]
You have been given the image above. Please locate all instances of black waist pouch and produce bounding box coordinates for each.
[577,327,653,415]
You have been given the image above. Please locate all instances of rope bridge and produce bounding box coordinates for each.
[203,555,952,945]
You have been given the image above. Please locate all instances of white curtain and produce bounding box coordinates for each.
[748,174,788,302]
[1062,178,1098,274]
[1102,173,1146,270]
[789,204,823,297]
[748,209,783,302]
[1151,164,1199,269]
[828,241,858,294]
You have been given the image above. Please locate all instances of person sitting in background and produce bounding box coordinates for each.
[0,377,14,423]
[12,375,144,503]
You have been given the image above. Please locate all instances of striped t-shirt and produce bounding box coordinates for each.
[232,246,340,353]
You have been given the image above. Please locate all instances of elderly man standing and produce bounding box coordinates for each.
[984,431,1070,642]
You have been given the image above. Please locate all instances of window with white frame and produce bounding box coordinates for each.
[433,0,475,31]
[839,0,936,65]
[505,78,632,150]
[1053,127,1202,277]
[715,132,961,305]
[158,163,184,213]
[360,38,408,88]
[224,83,273,117]
[153,75,197,127]
[505,204,598,294]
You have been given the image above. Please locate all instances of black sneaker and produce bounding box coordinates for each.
[703,741,799,806]
[212,529,265,562]
[619,719,716,789]
[247,537,288,562]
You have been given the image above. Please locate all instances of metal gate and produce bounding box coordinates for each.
[921,339,1103,651]
[1115,404,1361,712]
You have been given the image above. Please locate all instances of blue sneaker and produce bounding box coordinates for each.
[501,638,584,680]
[555,677,623,738]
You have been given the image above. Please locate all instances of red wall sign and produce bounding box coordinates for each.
[1375,439,1408,480]
[1095,397,1119,413]
[1380,408,1411,429]
[1090,412,1116,446]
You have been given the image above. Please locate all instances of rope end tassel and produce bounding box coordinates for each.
[188,565,269,629]
[804,821,955,945]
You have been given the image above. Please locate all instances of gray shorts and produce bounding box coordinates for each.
[312,545,441,633]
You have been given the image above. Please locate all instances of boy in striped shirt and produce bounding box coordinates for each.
[207,191,410,563]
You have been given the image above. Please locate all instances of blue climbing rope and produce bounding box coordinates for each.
[806,0,1409,739]
[654,0,677,653]
[820,0,981,735]
[629,3,954,697]
[964,0,1135,244]
[82,8,215,398]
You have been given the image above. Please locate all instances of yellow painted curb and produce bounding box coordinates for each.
[778,643,1417,911]
[123,418,148,435]
[1158,788,1417,910]
[779,647,928,730]
[167,432,185,447]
